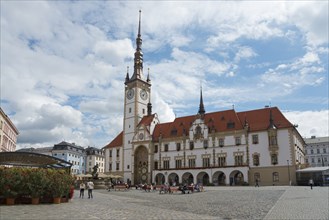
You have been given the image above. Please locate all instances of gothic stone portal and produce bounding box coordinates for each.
[134,146,149,184]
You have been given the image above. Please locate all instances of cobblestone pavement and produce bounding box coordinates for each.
[0,186,328,220]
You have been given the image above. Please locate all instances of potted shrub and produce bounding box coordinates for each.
[1,167,24,205]
[47,169,73,204]
[26,169,48,204]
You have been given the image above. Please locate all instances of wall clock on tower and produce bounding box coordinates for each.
[127,89,134,100]
[140,89,148,100]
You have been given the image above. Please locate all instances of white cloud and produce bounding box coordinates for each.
[234,46,257,62]
[283,110,329,138]
[1,1,328,150]
[93,39,134,65]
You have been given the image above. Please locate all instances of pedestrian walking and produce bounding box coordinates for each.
[79,182,85,198]
[309,178,314,190]
[255,178,259,187]
[87,179,94,198]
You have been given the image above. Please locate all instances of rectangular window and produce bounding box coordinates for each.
[189,141,194,150]
[175,159,182,169]
[311,149,314,154]
[311,158,315,163]
[163,160,170,169]
[252,135,259,144]
[89,162,91,166]
[271,154,278,165]
[318,158,321,163]
[116,162,120,170]
[203,140,208,149]
[109,150,112,157]
[154,145,158,153]
[235,137,241,145]
[109,163,112,171]
[218,156,226,167]
[202,157,210,167]
[219,138,224,147]
[176,143,181,151]
[188,158,195,168]
[129,108,132,113]
[323,148,327,153]
[154,161,158,170]
[272,172,279,182]
[117,149,120,157]
[317,149,320,154]
[234,155,243,166]
[164,144,169,152]
[253,154,260,166]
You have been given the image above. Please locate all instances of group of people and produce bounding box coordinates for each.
[79,179,94,199]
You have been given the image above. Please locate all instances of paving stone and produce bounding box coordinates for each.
[0,186,327,220]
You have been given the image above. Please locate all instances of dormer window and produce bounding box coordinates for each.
[171,128,177,136]
[227,122,235,129]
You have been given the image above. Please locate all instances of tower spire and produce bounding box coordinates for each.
[198,85,205,115]
[131,10,144,80]
[125,66,129,82]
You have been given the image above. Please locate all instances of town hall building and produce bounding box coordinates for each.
[103,11,306,186]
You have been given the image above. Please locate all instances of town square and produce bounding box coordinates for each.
[1,186,328,220]
[0,1,328,220]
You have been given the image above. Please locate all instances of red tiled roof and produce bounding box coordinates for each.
[104,107,293,145]
[103,131,123,149]
[237,107,292,132]
[153,109,244,141]
[137,114,155,127]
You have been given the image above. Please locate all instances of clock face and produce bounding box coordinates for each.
[127,89,134,100]
[142,167,147,174]
[140,89,148,100]
[139,133,144,140]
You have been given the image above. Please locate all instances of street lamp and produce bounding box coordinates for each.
[287,160,291,186]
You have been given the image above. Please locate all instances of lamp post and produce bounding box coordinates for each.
[287,160,291,186]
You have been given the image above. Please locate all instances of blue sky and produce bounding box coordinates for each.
[1,1,328,149]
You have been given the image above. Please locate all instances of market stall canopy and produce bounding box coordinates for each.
[296,167,329,173]
[97,173,114,178]
[0,151,72,169]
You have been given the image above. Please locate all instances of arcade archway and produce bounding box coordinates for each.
[134,146,149,184]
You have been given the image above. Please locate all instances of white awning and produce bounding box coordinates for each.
[296,166,329,173]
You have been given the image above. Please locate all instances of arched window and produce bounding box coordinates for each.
[196,125,202,135]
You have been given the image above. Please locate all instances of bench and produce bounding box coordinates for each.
[169,186,180,194]
[113,185,128,191]
[157,185,169,194]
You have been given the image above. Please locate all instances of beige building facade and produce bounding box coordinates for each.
[0,107,19,152]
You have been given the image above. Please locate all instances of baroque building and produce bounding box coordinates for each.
[304,136,329,167]
[103,11,306,186]
[0,107,19,152]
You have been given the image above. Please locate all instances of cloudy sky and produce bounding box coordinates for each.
[1,1,328,149]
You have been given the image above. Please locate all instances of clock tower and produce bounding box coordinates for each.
[123,10,151,181]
